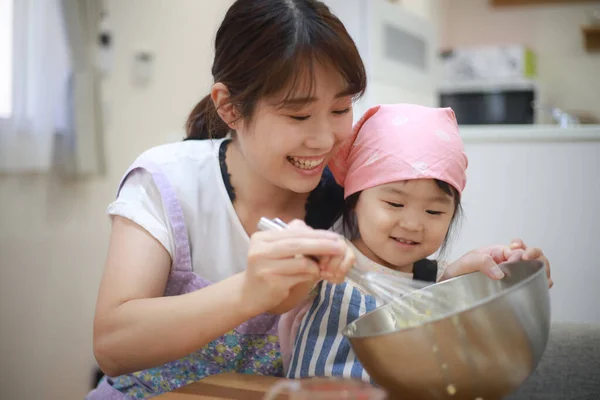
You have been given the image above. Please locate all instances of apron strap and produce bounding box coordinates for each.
[116,160,193,295]
[413,258,439,283]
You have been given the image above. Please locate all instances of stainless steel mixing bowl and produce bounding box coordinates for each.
[343,259,550,400]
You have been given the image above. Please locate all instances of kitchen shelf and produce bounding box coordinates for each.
[491,0,598,6]
[583,26,600,52]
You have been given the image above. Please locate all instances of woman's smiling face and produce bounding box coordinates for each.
[233,63,355,194]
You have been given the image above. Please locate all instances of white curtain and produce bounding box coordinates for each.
[53,0,106,177]
[0,0,70,171]
[0,0,105,176]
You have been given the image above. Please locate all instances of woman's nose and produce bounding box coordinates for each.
[306,114,351,152]
[305,123,335,153]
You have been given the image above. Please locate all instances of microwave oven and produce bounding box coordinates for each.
[438,81,537,125]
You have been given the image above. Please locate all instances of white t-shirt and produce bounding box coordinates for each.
[107,138,250,283]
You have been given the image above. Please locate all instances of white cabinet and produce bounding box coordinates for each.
[324,0,439,121]
[455,126,600,324]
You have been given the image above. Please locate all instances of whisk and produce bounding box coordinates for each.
[258,218,494,399]
[257,217,454,325]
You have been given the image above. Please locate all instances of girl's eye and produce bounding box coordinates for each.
[386,202,403,208]
[290,115,310,121]
[332,107,351,115]
[426,210,444,215]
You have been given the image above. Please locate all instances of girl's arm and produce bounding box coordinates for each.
[440,241,552,288]
[93,216,256,377]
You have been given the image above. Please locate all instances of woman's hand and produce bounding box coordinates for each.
[441,239,552,288]
[315,239,356,285]
[244,219,349,315]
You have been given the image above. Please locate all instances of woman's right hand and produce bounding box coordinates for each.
[243,219,349,315]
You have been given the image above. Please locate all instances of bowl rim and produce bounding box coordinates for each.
[343,259,547,339]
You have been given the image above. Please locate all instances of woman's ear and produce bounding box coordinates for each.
[211,82,239,129]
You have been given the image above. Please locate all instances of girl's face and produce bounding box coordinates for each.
[234,63,354,194]
[353,179,456,271]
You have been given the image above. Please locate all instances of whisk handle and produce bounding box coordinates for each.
[257,217,284,232]
[257,217,321,263]
[257,217,408,305]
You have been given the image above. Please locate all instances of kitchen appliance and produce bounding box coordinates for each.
[439,80,537,125]
[438,45,538,125]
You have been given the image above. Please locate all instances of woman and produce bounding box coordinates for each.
[87,0,551,398]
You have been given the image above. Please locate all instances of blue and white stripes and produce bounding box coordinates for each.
[286,281,380,382]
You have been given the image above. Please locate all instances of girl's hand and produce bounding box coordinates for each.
[243,219,347,315]
[509,239,553,288]
[440,251,515,282]
[441,240,553,288]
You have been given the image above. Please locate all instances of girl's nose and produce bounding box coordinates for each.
[399,212,422,232]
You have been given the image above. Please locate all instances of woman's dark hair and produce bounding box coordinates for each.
[185,0,367,140]
[341,180,463,260]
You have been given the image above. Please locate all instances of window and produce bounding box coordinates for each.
[1,0,105,175]
[0,0,12,119]
[0,0,72,172]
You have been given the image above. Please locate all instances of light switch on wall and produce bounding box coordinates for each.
[97,7,113,77]
[132,50,154,87]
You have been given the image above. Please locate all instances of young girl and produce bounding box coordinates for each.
[279,103,546,382]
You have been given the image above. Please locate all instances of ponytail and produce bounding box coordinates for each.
[185,95,230,140]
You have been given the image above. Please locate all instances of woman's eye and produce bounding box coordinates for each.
[332,107,351,115]
[426,210,444,215]
[290,115,310,121]
[386,202,403,208]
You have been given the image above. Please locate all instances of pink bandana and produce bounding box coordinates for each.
[329,104,468,198]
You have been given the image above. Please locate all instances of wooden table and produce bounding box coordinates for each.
[156,373,288,399]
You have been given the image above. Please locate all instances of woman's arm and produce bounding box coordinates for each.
[93,217,349,377]
[268,280,318,314]
[93,217,256,377]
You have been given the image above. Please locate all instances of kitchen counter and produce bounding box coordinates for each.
[449,125,600,325]
[458,124,600,143]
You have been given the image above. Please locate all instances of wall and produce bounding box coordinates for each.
[439,0,600,121]
[0,1,233,398]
